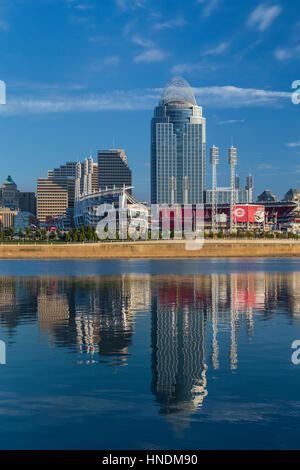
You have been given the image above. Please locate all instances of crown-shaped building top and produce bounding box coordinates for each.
[159,77,197,106]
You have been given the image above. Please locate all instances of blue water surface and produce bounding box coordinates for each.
[0,258,299,450]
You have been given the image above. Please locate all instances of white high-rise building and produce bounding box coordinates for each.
[151,77,206,204]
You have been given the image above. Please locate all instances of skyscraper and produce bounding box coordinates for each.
[151,77,206,204]
[37,157,98,223]
[98,149,132,194]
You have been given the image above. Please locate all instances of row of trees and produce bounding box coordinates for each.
[1,225,299,242]
[64,226,99,242]
[205,231,300,239]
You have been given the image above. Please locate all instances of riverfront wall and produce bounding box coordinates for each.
[0,240,300,259]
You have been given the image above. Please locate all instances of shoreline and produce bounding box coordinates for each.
[0,240,300,259]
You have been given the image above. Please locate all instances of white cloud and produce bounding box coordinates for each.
[198,0,220,18]
[274,44,300,61]
[89,56,120,72]
[193,85,290,107]
[153,17,186,30]
[203,41,230,56]
[171,63,215,75]
[133,48,167,63]
[116,0,146,10]
[131,35,153,48]
[258,164,273,169]
[247,4,282,32]
[74,4,93,10]
[131,34,166,63]
[286,141,300,148]
[104,56,120,66]
[0,84,292,116]
[219,119,246,124]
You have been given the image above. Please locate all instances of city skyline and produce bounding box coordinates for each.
[0,0,299,202]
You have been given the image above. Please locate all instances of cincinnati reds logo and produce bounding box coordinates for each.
[234,208,245,218]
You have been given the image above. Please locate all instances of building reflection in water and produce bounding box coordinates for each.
[0,271,299,420]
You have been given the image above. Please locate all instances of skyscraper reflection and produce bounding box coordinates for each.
[0,271,299,412]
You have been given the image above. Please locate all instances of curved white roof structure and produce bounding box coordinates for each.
[159,77,197,106]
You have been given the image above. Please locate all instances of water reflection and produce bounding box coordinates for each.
[0,272,299,421]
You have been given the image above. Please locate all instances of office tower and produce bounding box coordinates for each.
[37,157,97,223]
[46,161,77,210]
[0,176,19,209]
[206,187,250,204]
[37,178,70,223]
[246,174,253,203]
[257,190,277,202]
[48,161,77,179]
[151,77,206,204]
[235,174,240,190]
[98,149,132,194]
[91,163,98,192]
[18,192,36,216]
[0,176,36,216]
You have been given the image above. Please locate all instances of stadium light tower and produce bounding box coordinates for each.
[228,146,237,233]
[210,145,219,233]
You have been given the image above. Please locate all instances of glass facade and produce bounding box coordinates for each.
[206,188,251,205]
[151,78,206,204]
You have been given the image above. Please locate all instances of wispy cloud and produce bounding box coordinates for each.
[131,34,167,63]
[89,56,121,72]
[258,163,278,169]
[132,35,153,48]
[0,85,292,115]
[133,48,167,63]
[274,44,300,60]
[198,0,220,18]
[286,141,300,148]
[74,4,94,10]
[153,17,186,30]
[104,56,120,66]
[193,85,290,107]
[219,119,246,124]
[247,4,282,32]
[116,0,146,10]
[68,14,95,28]
[203,41,230,56]
[171,63,215,75]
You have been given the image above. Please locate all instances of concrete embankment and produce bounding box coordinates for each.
[0,240,300,259]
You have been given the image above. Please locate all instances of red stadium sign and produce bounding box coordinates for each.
[233,205,265,223]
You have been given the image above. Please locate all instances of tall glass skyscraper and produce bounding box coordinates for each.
[151,77,206,204]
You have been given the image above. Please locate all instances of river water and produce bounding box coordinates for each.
[0,259,299,450]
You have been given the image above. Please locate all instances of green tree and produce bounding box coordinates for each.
[7,227,14,240]
[41,228,47,240]
[25,226,31,240]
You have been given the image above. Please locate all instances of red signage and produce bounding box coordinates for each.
[233,205,265,223]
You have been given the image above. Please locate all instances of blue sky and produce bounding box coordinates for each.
[0,0,300,202]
